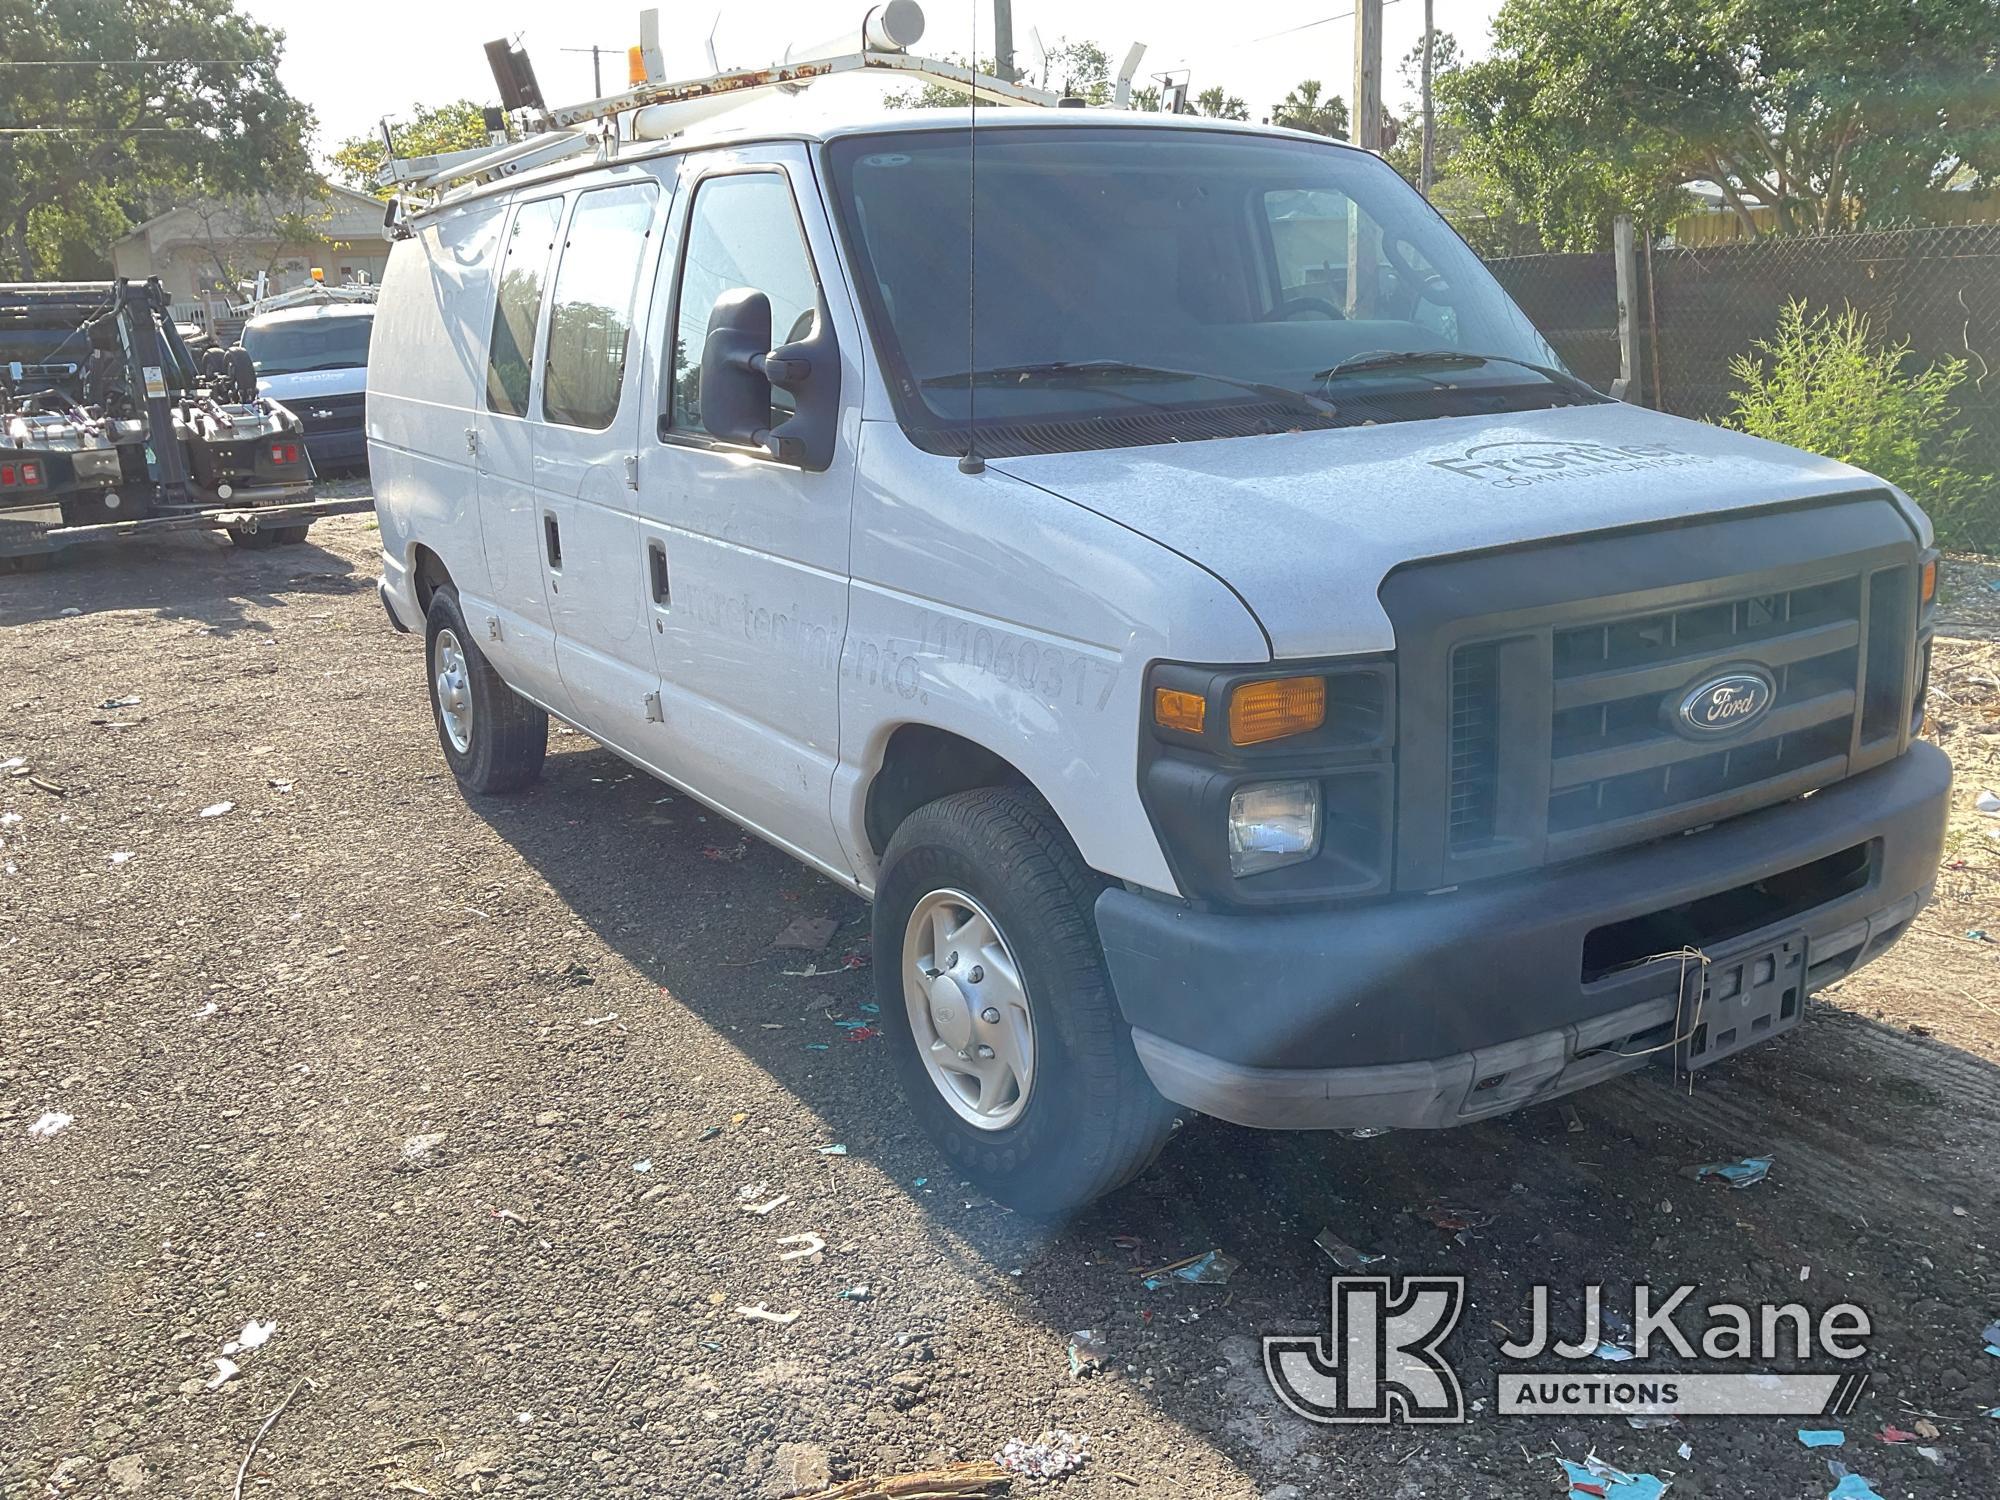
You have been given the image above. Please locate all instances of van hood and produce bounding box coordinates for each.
[258,367,367,402]
[991,402,1921,658]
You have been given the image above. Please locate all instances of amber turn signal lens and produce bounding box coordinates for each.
[1921,557,1938,606]
[1229,676,1326,746]
[1153,686,1207,735]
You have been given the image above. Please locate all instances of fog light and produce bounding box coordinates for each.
[1228,779,1321,877]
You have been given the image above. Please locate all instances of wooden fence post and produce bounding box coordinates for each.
[1610,213,1642,403]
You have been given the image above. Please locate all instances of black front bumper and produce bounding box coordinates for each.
[1096,741,1949,1129]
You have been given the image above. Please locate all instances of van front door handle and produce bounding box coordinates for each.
[648,539,670,606]
[543,514,562,570]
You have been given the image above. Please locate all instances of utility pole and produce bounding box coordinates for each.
[993,0,1017,82]
[1420,0,1435,195]
[560,45,607,97]
[1349,0,1384,314]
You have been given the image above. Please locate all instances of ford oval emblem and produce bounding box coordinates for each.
[1675,668,1776,737]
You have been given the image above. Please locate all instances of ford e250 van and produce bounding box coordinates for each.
[370,105,1947,1212]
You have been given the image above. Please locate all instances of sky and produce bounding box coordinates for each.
[241,0,1506,162]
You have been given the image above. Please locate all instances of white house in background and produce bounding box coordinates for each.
[109,182,391,323]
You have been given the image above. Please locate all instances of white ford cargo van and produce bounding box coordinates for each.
[370,102,1947,1212]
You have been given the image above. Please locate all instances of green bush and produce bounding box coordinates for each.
[1729,301,1995,550]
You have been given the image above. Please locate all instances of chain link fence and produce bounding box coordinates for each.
[1486,225,2000,535]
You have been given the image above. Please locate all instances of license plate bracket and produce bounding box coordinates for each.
[1677,931,1808,1071]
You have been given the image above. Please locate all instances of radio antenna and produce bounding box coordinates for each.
[956,0,984,474]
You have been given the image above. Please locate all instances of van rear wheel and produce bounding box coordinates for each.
[423,588,547,794]
[873,787,1177,1214]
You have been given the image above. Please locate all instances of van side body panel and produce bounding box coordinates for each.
[369,202,506,624]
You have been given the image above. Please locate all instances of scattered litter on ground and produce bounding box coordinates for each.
[192,1002,217,1018]
[702,842,748,862]
[1561,1103,1586,1133]
[26,1111,72,1140]
[580,1012,619,1026]
[1914,1419,1942,1439]
[1915,1445,1946,1467]
[777,1233,825,1262]
[1624,1414,1676,1430]
[1559,1453,1667,1500]
[735,1303,801,1326]
[996,1429,1089,1480]
[832,1018,870,1030]
[221,1319,276,1356]
[0,812,17,827]
[1685,1155,1772,1188]
[1314,1227,1385,1270]
[1879,1426,1919,1443]
[108,851,133,865]
[1067,1329,1108,1378]
[1593,1340,1635,1362]
[1968,929,1991,942]
[1676,1441,1692,1460]
[198,802,233,818]
[912,1178,928,1189]
[1418,1201,1493,1232]
[98,695,141,710]
[1133,1248,1238,1286]
[803,1042,831,1051]
[1827,1474,1885,1500]
[1798,1429,1845,1448]
[773,915,839,950]
[206,1357,240,1391]
[401,1132,446,1162]
[230,1377,312,1500]
[632,1159,652,1173]
[803,1460,1011,1499]
[837,1285,871,1301]
[847,1026,879,1041]
[785,962,852,979]
[816,1143,848,1155]
[695,1125,723,1141]
[741,1194,791,1216]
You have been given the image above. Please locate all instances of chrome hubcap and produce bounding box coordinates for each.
[903,889,1035,1130]
[434,628,473,753]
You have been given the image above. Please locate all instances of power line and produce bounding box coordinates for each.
[1152,1,1406,76]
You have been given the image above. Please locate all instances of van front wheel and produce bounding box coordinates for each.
[873,787,1176,1214]
[424,589,547,794]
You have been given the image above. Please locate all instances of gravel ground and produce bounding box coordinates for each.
[4,515,1999,1500]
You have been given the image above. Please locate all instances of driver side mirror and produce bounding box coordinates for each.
[696,287,840,470]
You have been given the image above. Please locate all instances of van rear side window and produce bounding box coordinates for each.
[486,198,563,417]
[542,182,658,431]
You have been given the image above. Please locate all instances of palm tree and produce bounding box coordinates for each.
[1273,80,1349,140]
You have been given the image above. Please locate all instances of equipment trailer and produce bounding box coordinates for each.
[0,279,372,572]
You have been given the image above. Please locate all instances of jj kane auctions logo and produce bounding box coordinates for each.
[1266,1279,1872,1425]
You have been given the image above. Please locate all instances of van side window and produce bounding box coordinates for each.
[542,182,659,431]
[486,198,563,417]
[670,172,820,433]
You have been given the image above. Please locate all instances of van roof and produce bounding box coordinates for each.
[245,302,375,328]
[413,106,1360,221]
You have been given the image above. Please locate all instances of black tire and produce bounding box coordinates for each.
[227,522,310,548]
[873,786,1177,1214]
[423,587,547,794]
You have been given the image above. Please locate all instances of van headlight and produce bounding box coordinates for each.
[1227,780,1322,877]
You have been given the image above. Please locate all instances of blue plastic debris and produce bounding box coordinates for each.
[1593,1341,1636,1362]
[832,1018,870,1030]
[803,1043,830,1051]
[912,1177,928,1188]
[1828,1474,1885,1500]
[1686,1155,1773,1188]
[1559,1457,1667,1500]
[1982,1318,2000,1352]
[816,1143,848,1156]
[1798,1429,1846,1448]
[1172,1249,1240,1285]
[859,1002,880,1014]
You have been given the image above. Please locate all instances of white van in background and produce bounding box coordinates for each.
[240,300,375,474]
[368,99,1946,1213]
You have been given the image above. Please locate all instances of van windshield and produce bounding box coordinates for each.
[823,125,1585,457]
[242,315,373,376]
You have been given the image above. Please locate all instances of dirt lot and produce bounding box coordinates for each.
[3,515,1998,1500]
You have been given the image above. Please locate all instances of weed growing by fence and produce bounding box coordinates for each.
[1729,301,1992,548]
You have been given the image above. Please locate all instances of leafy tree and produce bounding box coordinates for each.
[1196,86,1248,122]
[1128,83,1162,113]
[331,100,493,199]
[1446,0,2000,245]
[1380,33,1543,256]
[0,0,314,279]
[1037,38,1112,104]
[187,188,331,293]
[1731,302,1991,545]
[1272,80,1348,140]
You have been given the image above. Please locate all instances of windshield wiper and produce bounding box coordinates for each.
[923,359,1338,419]
[1314,349,1601,402]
